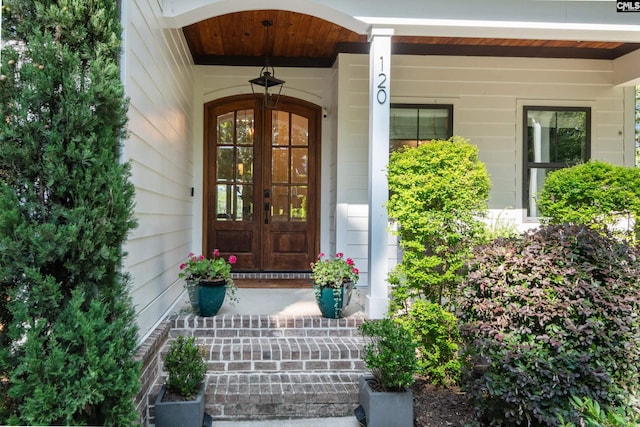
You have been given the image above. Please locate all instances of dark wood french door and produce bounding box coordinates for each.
[204,95,320,271]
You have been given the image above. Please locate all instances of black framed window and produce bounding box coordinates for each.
[390,104,453,151]
[524,106,591,218]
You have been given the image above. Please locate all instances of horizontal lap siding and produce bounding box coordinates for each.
[335,53,624,273]
[392,55,622,211]
[123,0,195,343]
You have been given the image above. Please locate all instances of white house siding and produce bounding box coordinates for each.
[333,52,628,278]
[335,55,373,285]
[121,0,195,343]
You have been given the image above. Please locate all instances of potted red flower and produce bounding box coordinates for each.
[310,252,359,318]
[178,249,238,316]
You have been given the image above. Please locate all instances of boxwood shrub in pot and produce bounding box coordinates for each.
[458,224,640,426]
[357,319,418,427]
[155,335,207,427]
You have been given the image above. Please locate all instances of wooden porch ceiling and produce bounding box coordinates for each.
[183,10,640,68]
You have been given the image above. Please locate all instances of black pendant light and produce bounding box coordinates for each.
[249,20,285,109]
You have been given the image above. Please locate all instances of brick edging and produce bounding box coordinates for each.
[134,320,171,426]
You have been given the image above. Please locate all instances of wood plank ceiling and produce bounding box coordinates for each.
[183,10,640,67]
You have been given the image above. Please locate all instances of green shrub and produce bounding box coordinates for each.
[1,1,140,425]
[164,336,206,399]
[458,224,640,426]
[359,319,418,392]
[537,160,640,242]
[386,136,490,309]
[402,300,461,386]
[559,396,640,427]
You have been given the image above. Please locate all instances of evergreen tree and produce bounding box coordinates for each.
[0,1,140,425]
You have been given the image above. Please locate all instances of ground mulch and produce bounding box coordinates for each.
[412,376,475,426]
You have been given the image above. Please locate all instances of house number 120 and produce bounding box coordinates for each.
[377,56,387,105]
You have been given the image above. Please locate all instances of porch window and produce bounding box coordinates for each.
[389,104,453,151]
[524,106,591,218]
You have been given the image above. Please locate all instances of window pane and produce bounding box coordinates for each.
[390,105,453,152]
[291,148,308,184]
[236,185,253,221]
[527,110,587,164]
[237,147,253,183]
[291,186,307,221]
[390,108,417,140]
[527,167,553,217]
[217,184,233,220]
[418,108,450,141]
[236,110,254,144]
[217,112,234,144]
[272,111,289,146]
[215,109,256,222]
[217,147,234,181]
[272,147,289,183]
[271,185,289,221]
[291,114,308,146]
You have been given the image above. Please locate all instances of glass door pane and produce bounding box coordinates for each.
[270,112,309,223]
[216,109,255,221]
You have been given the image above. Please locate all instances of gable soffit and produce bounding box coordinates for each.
[164,1,640,68]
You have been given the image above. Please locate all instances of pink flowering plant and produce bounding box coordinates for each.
[311,252,360,316]
[310,252,359,288]
[179,249,238,304]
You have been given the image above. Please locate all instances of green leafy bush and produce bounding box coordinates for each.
[458,224,640,426]
[164,336,206,399]
[1,1,140,425]
[359,319,418,392]
[402,300,461,386]
[537,160,640,241]
[386,136,490,309]
[559,396,640,427]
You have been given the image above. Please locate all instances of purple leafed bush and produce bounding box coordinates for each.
[458,224,640,426]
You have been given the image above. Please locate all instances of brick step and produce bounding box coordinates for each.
[149,314,369,424]
[169,313,366,338]
[206,371,365,420]
[202,336,365,369]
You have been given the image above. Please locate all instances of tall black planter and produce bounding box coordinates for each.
[154,382,205,427]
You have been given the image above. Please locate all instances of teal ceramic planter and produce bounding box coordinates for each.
[314,281,353,318]
[197,279,226,317]
[185,280,199,313]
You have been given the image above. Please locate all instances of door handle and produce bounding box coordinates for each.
[264,202,270,224]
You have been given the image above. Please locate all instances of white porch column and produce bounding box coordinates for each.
[366,28,393,319]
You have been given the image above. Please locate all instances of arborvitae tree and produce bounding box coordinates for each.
[0,1,140,425]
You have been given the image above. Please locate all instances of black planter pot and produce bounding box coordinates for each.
[154,382,205,427]
[358,375,413,427]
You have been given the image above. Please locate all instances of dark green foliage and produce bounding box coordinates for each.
[458,224,640,426]
[401,300,461,387]
[1,1,140,425]
[537,160,640,241]
[164,336,207,399]
[359,319,418,392]
[386,137,490,308]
